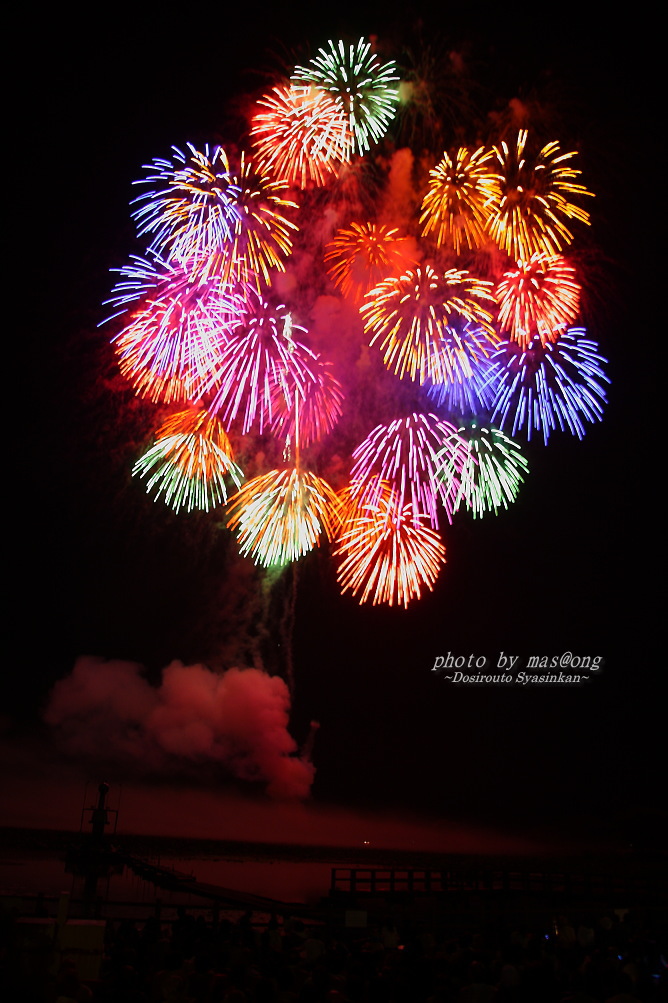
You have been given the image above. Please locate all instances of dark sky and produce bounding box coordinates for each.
[7,4,661,848]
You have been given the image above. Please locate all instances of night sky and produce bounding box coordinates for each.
[6,3,661,850]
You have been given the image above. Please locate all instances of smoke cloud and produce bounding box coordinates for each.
[44,657,314,800]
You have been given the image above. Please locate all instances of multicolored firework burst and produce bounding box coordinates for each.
[361,265,496,384]
[292,37,399,154]
[214,154,299,289]
[489,328,609,444]
[350,413,471,527]
[131,144,240,269]
[104,30,609,610]
[204,297,317,435]
[334,481,447,607]
[226,467,341,567]
[420,146,502,254]
[104,256,242,403]
[133,408,243,513]
[442,422,528,518]
[487,130,594,260]
[496,253,581,346]
[250,84,353,188]
[132,145,298,286]
[324,222,415,303]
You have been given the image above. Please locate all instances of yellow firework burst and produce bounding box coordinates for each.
[226,467,342,567]
[487,130,593,260]
[420,146,501,253]
[360,265,496,384]
[334,479,446,607]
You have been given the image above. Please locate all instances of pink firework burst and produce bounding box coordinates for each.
[105,256,243,404]
[203,295,317,435]
[350,413,471,527]
[268,353,344,449]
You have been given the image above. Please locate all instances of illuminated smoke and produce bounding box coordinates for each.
[44,657,314,800]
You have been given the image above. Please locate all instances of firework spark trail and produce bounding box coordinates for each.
[268,353,344,449]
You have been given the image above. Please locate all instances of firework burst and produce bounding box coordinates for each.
[442,422,528,518]
[104,256,242,403]
[489,328,609,444]
[350,412,471,527]
[425,349,499,416]
[334,479,446,607]
[131,144,240,268]
[420,146,502,253]
[133,408,243,513]
[487,130,594,260]
[132,145,297,286]
[250,84,353,188]
[496,253,581,346]
[227,467,341,567]
[361,265,496,384]
[428,318,500,390]
[204,297,317,435]
[324,222,416,303]
[213,154,298,288]
[103,33,609,608]
[292,37,399,154]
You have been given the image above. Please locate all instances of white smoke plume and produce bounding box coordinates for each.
[44,657,314,800]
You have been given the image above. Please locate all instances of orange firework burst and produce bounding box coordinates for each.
[420,146,501,253]
[250,84,353,188]
[226,467,342,567]
[360,264,496,384]
[133,408,243,512]
[334,480,446,607]
[496,253,581,346]
[487,130,593,260]
[324,222,416,303]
